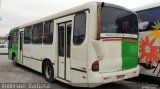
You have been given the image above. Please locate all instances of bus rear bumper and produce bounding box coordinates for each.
[102,65,139,83]
[88,65,139,87]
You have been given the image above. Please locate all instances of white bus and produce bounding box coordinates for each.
[0,43,8,54]
[8,2,139,87]
[134,3,160,78]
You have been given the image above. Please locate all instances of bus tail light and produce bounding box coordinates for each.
[117,75,125,79]
[92,61,99,72]
[133,71,137,74]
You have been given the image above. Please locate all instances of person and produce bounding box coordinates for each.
[122,21,131,33]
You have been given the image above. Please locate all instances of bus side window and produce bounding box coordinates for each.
[24,27,32,43]
[73,12,86,45]
[13,31,18,43]
[32,23,43,44]
[43,21,54,44]
[9,34,13,46]
[137,10,149,31]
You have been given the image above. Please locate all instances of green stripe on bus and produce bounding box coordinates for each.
[122,41,138,70]
[8,27,19,63]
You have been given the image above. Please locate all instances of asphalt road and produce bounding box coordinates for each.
[0,55,159,89]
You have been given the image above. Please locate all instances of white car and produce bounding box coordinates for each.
[0,44,8,54]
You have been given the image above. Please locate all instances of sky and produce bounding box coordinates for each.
[0,0,160,36]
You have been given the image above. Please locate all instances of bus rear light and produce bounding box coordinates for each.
[104,77,110,80]
[92,61,99,72]
[82,67,86,70]
[133,71,136,74]
[82,76,86,79]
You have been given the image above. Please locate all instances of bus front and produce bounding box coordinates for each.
[91,3,139,86]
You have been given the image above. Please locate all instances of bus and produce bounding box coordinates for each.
[134,3,160,77]
[0,43,8,54]
[8,2,139,87]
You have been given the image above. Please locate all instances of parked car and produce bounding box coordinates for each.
[0,44,8,54]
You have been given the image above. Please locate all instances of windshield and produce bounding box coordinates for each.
[101,6,138,34]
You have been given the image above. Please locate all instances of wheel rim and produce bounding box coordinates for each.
[45,65,52,79]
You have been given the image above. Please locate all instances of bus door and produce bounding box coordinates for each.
[19,31,23,64]
[58,22,72,81]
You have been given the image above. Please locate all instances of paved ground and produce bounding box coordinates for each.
[0,55,159,89]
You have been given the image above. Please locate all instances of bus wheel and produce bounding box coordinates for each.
[12,55,17,65]
[44,61,55,82]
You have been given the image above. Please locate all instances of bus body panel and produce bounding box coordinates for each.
[122,40,138,69]
[92,40,122,73]
[92,39,138,72]
[139,31,160,77]
[23,44,55,72]
[136,4,160,77]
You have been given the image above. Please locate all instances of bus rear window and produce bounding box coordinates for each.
[101,7,138,34]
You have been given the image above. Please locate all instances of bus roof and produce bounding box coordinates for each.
[18,1,134,28]
[9,27,19,34]
[133,2,160,11]
[19,1,97,28]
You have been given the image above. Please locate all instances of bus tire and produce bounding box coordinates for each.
[44,61,55,82]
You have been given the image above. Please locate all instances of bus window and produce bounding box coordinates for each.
[24,27,32,43]
[101,7,138,34]
[73,12,86,45]
[8,34,13,47]
[137,10,149,22]
[8,30,18,48]
[137,7,160,31]
[32,23,43,44]
[67,24,71,58]
[43,21,54,44]
[13,31,18,43]
[149,7,160,21]
[58,26,65,56]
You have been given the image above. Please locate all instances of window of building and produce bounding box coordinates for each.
[73,12,86,45]
[43,21,54,44]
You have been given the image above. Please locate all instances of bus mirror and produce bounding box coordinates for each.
[101,2,104,8]
[8,36,11,40]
